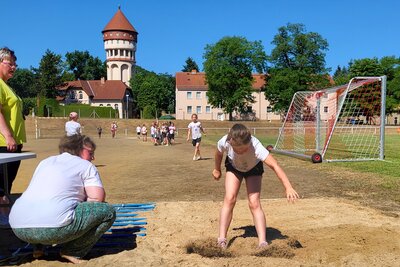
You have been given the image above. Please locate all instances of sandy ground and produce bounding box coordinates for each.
[1,134,399,266]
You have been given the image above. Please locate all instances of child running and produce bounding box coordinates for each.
[187,114,205,160]
[212,123,299,249]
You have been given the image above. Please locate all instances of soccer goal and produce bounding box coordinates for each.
[268,76,387,163]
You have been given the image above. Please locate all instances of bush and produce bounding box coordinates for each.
[51,104,119,118]
[142,105,155,119]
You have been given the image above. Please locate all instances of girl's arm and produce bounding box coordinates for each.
[263,154,299,202]
[187,128,191,141]
[200,125,206,135]
[212,149,224,180]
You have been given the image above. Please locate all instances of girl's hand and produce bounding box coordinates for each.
[212,169,221,180]
[286,188,299,203]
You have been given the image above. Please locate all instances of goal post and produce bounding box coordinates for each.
[269,76,387,163]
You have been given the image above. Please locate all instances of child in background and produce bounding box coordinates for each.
[212,123,299,249]
[141,124,147,142]
[187,114,205,160]
[136,125,142,140]
[110,122,118,138]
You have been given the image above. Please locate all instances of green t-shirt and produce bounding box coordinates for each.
[0,79,26,146]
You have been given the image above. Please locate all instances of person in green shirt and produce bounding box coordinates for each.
[0,47,26,207]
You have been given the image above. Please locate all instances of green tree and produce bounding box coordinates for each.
[203,36,267,120]
[182,57,199,72]
[8,68,39,98]
[334,57,400,114]
[265,23,331,113]
[36,49,64,98]
[32,50,65,116]
[65,50,106,80]
[379,56,400,114]
[130,66,175,118]
[349,58,383,77]
[347,57,400,117]
[333,65,350,85]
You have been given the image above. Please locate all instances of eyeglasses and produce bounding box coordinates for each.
[1,61,18,68]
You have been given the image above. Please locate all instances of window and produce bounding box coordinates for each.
[324,106,328,113]
[187,106,192,114]
[99,104,103,107]
[196,92,201,99]
[107,104,111,107]
[206,106,211,113]
[187,92,192,99]
[267,106,273,113]
[78,91,83,99]
[196,106,202,114]
[114,104,118,109]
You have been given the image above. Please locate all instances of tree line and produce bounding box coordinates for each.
[8,23,400,119]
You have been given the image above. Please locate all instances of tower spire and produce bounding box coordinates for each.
[102,8,138,85]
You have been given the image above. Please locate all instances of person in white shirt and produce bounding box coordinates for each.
[168,122,176,145]
[136,125,142,140]
[110,121,118,138]
[65,112,81,136]
[9,135,115,264]
[141,124,147,142]
[187,114,206,160]
[212,123,299,250]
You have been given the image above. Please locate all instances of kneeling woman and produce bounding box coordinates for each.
[9,135,116,263]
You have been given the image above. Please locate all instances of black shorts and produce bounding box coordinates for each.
[224,157,264,181]
[192,138,201,146]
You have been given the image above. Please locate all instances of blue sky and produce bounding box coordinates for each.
[3,0,399,76]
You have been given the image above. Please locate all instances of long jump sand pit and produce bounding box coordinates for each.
[3,135,400,266]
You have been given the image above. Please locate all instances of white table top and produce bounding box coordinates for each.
[0,152,37,164]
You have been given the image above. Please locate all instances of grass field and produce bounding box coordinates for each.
[27,116,400,184]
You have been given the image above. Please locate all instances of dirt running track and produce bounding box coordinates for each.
[1,135,399,266]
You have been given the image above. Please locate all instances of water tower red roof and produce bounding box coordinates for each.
[102,7,137,34]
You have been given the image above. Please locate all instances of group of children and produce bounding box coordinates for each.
[137,121,177,146]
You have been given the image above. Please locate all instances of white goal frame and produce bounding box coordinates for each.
[269,76,387,163]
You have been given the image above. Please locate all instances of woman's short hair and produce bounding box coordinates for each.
[59,135,96,156]
[0,47,17,62]
[227,123,252,146]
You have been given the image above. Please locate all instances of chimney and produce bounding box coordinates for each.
[191,69,197,74]
[101,77,105,84]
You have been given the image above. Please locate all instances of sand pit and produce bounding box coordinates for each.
[1,136,399,266]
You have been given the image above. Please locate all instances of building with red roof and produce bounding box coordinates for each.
[59,7,137,118]
[175,70,280,121]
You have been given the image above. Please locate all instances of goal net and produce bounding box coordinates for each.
[270,76,387,163]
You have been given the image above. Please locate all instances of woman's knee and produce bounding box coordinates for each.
[248,199,261,211]
[224,194,237,207]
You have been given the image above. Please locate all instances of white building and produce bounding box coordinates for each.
[175,70,280,121]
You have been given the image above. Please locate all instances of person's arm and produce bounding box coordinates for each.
[212,149,224,180]
[85,186,106,202]
[200,124,206,135]
[187,127,191,141]
[263,154,299,202]
[0,104,17,151]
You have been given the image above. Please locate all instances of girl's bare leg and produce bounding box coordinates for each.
[245,175,267,246]
[219,172,241,240]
